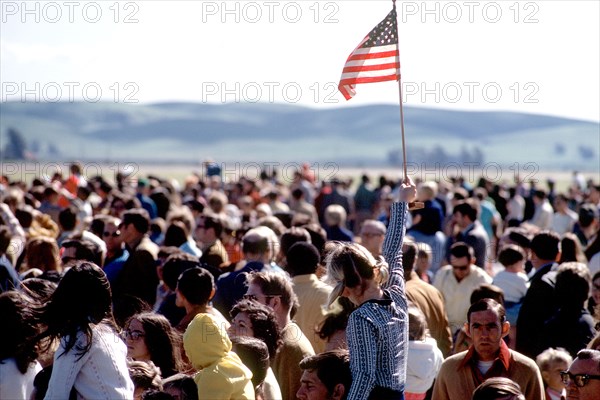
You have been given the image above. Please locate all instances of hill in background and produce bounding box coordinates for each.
[1,102,598,171]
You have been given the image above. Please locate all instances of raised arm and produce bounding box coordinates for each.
[381,177,416,290]
[0,203,26,263]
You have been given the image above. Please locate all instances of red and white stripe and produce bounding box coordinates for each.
[339,42,400,100]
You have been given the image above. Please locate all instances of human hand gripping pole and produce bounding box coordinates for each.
[398,176,422,210]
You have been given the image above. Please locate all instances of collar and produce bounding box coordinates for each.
[363,289,392,306]
[460,222,475,235]
[546,387,566,400]
[407,271,419,281]
[459,339,511,372]
[531,262,555,280]
[125,235,144,251]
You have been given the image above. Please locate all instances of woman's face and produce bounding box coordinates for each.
[228,312,255,338]
[592,277,600,305]
[125,319,151,361]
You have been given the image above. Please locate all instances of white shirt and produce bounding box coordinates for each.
[506,196,525,221]
[493,270,529,303]
[406,337,443,394]
[551,209,578,235]
[45,324,133,400]
[529,200,553,230]
[0,358,42,400]
[433,265,493,334]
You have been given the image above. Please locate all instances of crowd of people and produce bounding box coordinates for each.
[1,162,600,400]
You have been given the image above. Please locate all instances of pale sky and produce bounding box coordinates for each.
[1,0,599,122]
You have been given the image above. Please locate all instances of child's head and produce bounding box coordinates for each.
[162,374,198,400]
[497,245,526,271]
[175,267,215,307]
[536,347,573,392]
[128,360,162,400]
[408,306,428,341]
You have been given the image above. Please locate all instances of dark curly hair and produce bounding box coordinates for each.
[230,299,282,360]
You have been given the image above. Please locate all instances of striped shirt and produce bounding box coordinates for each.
[347,202,408,400]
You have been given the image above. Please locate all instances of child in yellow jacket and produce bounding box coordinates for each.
[183,313,255,400]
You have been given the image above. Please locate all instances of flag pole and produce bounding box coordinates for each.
[393,0,407,181]
[393,0,423,209]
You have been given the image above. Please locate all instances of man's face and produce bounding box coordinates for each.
[195,218,208,243]
[119,222,134,244]
[244,282,279,310]
[102,222,123,252]
[359,227,384,256]
[553,197,567,212]
[452,212,467,228]
[296,370,332,400]
[565,358,600,400]
[450,255,471,282]
[466,309,507,362]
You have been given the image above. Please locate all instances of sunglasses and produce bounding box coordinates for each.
[122,330,145,341]
[452,265,469,271]
[560,371,600,387]
[103,230,120,238]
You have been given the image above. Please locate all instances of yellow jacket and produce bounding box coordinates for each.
[183,313,255,400]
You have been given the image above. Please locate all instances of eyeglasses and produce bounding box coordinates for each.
[560,371,600,387]
[103,230,120,238]
[122,330,145,341]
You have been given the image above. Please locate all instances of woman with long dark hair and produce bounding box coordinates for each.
[124,312,184,378]
[38,261,133,398]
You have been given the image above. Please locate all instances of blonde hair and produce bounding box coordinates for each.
[324,242,389,305]
[536,347,573,372]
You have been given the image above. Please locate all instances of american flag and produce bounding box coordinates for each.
[338,7,400,101]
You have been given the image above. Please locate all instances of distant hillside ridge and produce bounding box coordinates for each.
[0,101,598,169]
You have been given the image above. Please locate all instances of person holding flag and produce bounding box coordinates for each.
[324,167,415,400]
[329,3,417,399]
